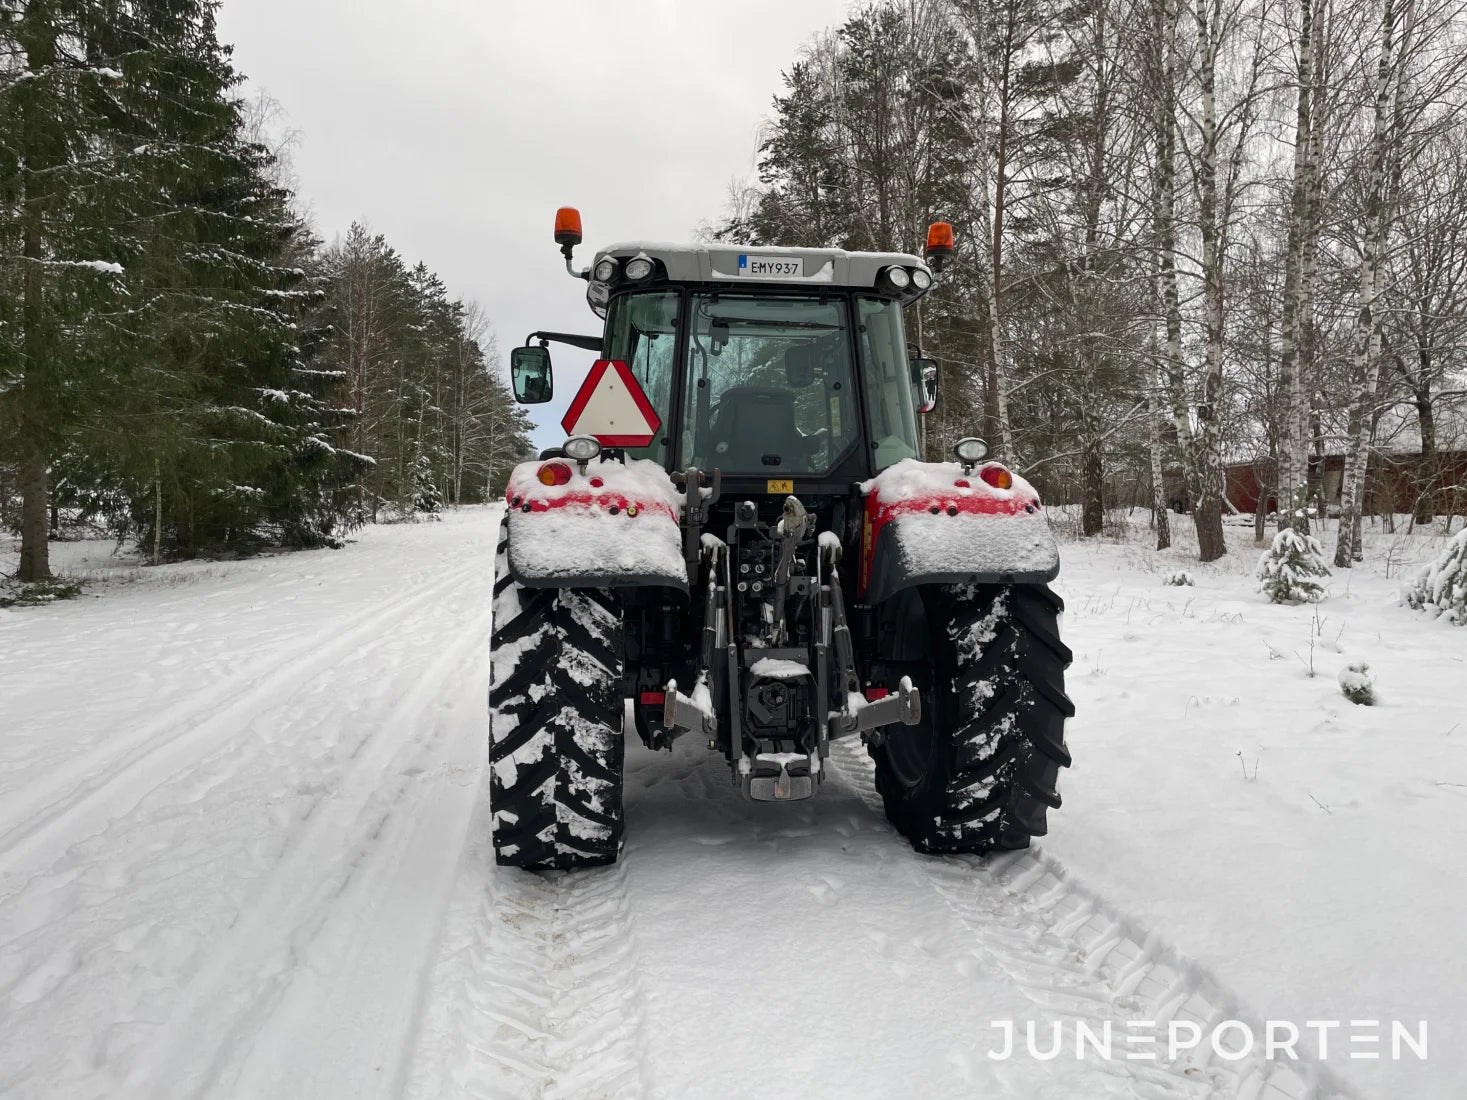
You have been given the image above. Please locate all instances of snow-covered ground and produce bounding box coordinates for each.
[1,506,1462,1098]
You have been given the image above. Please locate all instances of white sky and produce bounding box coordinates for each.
[216,0,855,451]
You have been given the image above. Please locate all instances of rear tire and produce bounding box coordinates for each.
[489,521,625,870]
[871,583,1073,854]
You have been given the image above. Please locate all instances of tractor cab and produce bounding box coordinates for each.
[508,211,946,495]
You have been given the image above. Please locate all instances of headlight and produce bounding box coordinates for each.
[954,437,989,464]
[884,265,911,289]
[911,268,932,290]
[625,256,654,280]
[563,435,602,462]
[593,258,617,282]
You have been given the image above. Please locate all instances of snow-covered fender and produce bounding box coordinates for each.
[858,458,1060,604]
[503,456,688,592]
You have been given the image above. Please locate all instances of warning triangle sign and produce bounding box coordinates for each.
[561,360,662,447]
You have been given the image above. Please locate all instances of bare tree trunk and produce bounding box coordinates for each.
[1149,388,1172,549]
[18,206,50,583]
[1277,0,1325,532]
[1337,0,1407,567]
[1414,392,1436,524]
[972,0,1016,460]
[1154,0,1199,538]
[18,451,50,584]
[153,460,163,565]
[1254,461,1271,543]
[1081,436,1105,536]
[1191,0,1229,563]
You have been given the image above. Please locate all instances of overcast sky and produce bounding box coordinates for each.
[216,0,855,450]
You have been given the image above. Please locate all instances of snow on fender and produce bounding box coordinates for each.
[857,458,1060,603]
[504,456,689,591]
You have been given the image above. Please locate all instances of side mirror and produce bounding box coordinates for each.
[511,345,553,404]
[911,357,938,413]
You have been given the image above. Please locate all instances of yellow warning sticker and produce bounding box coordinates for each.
[767,479,794,495]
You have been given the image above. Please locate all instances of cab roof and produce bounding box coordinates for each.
[592,240,935,301]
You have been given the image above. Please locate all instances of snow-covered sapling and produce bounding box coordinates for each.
[1256,528,1330,604]
[1402,528,1467,625]
[1338,661,1376,705]
[1163,570,1195,587]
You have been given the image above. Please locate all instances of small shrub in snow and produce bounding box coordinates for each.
[0,577,85,608]
[1163,570,1195,587]
[1401,528,1467,625]
[1256,528,1330,604]
[1338,661,1376,705]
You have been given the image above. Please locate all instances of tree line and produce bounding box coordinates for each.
[0,0,532,585]
[717,0,1467,564]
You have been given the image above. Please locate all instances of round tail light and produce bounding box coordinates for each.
[537,461,573,486]
[980,464,1014,490]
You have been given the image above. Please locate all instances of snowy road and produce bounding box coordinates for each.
[1,507,1454,1098]
[408,736,1351,1100]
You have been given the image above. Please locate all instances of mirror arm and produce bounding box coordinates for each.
[524,331,604,353]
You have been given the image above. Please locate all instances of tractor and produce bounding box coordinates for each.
[489,207,1073,870]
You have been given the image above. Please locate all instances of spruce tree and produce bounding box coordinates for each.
[0,0,143,581]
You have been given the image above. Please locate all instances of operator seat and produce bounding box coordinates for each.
[708,387,809,472]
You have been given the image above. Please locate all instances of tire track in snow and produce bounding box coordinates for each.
[828,738,1365,1100]
[119,590,495,1100]
[405,833,655,1100]
[0,559,482,884]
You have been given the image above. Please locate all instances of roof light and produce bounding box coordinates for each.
[911,268,933,290]
[554,207,583,247]
[926,222,955,256]
[537,460,573,486]
[980,464,1014,490]
[954,437,989,465]
[563,435,602,462]
[593,258,617,282]
[625,256,654,281]
[884,265,911,290]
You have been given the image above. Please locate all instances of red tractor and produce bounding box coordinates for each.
[490,208,1072,869]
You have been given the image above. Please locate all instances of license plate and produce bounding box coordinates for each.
[739,255,804,278]
[767,479,794,494]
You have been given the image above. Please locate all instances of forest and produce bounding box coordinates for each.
[0,1,533,585]
[714,0,1467,563]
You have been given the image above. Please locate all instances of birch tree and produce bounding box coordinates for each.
[1276,0,1329,531]
[1334,0,1467,564]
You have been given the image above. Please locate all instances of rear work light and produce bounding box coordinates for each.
[562,435,602,462]
[537,461,573,486]
[953,437,989,465]
[980,464,1014,490]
